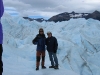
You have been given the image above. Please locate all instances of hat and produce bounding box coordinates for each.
[39,28,44,32]
[47,31,52,34]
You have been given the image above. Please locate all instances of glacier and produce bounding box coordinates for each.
[1,13,100,75]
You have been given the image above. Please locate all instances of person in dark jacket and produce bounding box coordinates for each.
[32,28,46,70]
[0,0,4,74]
[46,31,59,69]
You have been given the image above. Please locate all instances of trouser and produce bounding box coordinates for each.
[48,52,58,66]
[0,44,3,75]
[36,51,45,67]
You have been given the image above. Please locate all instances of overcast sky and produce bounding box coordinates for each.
[3,0,100,18]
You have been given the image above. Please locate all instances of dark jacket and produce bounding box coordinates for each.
[46,36,58,53]
[32,34,46,51]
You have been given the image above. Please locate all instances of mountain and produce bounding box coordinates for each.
[48,11,100,22]
[85,10,100,21]
[1,13,100,75]
[23,11,100,22]
[23,17,47,22]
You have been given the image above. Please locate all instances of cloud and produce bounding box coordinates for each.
[3,0,100,18]
[4,0,32,10]
[4,7,19,16]
[4,0,32,16]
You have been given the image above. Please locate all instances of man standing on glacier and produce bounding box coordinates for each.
[46,31,59,69]
[0,0,4,74]
[32,28,46,70]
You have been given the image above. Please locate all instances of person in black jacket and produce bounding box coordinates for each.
[46,31,59,69]
[32,28,46,70]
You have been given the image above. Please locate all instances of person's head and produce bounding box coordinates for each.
[47,31,52,38]
[39,28,44,34]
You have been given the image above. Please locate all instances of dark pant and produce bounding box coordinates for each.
[0,44,3,75]
[48,52,58,66]
[36,51,45,67]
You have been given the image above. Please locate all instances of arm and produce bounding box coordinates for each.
[32,35,38,45]
[54,37,58,53]
[45,38,48,45]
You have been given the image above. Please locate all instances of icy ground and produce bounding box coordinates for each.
[1,13,100,75]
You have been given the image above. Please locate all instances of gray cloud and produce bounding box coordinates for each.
[19,0,57,9]
[3,0,100,18]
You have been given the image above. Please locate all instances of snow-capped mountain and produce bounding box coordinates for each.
[1,12,100,75]
[22,11,100,23]
[48,10,100,22]
[23,17,47,22]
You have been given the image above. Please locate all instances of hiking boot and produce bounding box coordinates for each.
[42,66,46,69]
[36,67,39,70]
[49,66,54,68]
[54,66,59,69]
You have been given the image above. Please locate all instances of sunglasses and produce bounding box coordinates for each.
[39,31,43,32]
